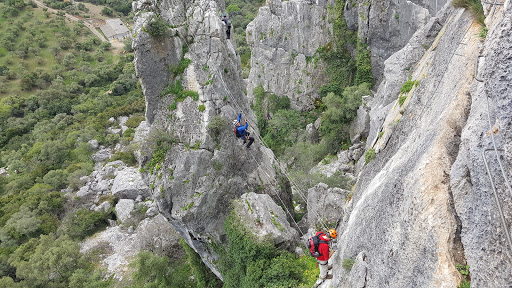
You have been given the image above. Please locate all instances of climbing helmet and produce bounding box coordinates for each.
[328,229,337,239]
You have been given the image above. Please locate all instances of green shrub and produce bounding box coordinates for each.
[365,148,376,164]
[398,95,407,107]
[342,258,355,271]
[123,128,136,139]
[59,209,112,240]
[320,83,370,153]
[107,151,137,166]
[452,0,485,25]
[181,238,222,287]
[125,116,145,128]
[354,39,373,86]
[198,104,206,112]
[207,115,227,142]
[130,251,195,287]
[217,210,316,287]
[145,15,169,37]
[143,133,174,174]
[400,78,419,94]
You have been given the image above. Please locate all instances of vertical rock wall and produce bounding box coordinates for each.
[332,2,512,287]
[344,0,448,84]
[450,1,512,286]
[246,0,332,111]
[132,0,295,278]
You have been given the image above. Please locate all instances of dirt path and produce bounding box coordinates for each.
[32,0,108,42]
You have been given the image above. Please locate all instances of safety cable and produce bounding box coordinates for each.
[215,66,331,232]
[481,149,512,257]
[477,53,512,256]
[167,18,330,235]
[214,65,331,233]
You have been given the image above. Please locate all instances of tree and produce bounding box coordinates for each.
[10,234,88,288]
[101,7,113,16]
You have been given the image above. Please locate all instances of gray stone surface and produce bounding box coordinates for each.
[115,199,135,223]
[94,201,112,213]
[80,214,181,279]
[246,0,331,111]
[450,3,512,286]
[307,183,349,228]
[233,192,298,248]
[111,167,150,199]
[333,4,500,287]
[344,0,448,84]
[88,139,99,150]
[92,148,112,163]
[133,0,295,278]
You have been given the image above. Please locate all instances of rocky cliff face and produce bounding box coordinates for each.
[132,0,296,278]
[246,0,332,111]
[332,1,512,287]
[344,0,448,83]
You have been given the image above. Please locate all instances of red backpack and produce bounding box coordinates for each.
[307,232,328,257]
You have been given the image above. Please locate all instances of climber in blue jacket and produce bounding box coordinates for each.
[233,113,254,148]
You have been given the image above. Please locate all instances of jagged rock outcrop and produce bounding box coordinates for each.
[344,0,449,84]
[81,214,182,279]
[111,167,150,199]
[132,0,296,278]
[307,183,349,228]
[233,192,299,247]
[450,2,512,286]
[334,2,512,288]
[246,0,332,111]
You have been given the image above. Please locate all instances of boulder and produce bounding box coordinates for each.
[307,183,349,228]
[233,192,298,248]
[115,199,135,223]
[111,167,150,200]
[88,139,99,150]
[92,148,112,163]
[94,201,112,213]
[350,100,371,144]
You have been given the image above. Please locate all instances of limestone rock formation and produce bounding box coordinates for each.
[132,0,295,277]
[81,214,181,279]
[344,0,449,83]
[333,2,512,287]
[233,192,299,248]
[450,2,512,286]
[246,0,331,111]
[111,167,150,199]
[307,183,349,228]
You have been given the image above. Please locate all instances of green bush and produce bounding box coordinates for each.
[365,148,376,164]
[59,209,112,240]
[130,251,195,287]
[217,210,316,287]
[125,116,145,128]
[198,104,206,112]
[398,95,407,107]
[181,239,222,287]
[320,83,370,153]
[107,151,137,166]
[207,115,228,142]
[452,0,485,25]
[145,15,169,37]
[400,78,419,94]
[354,39,373,86]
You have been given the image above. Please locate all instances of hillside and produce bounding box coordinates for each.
[1,0,511,287]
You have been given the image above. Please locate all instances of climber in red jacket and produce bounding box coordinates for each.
[313,229,337,288]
